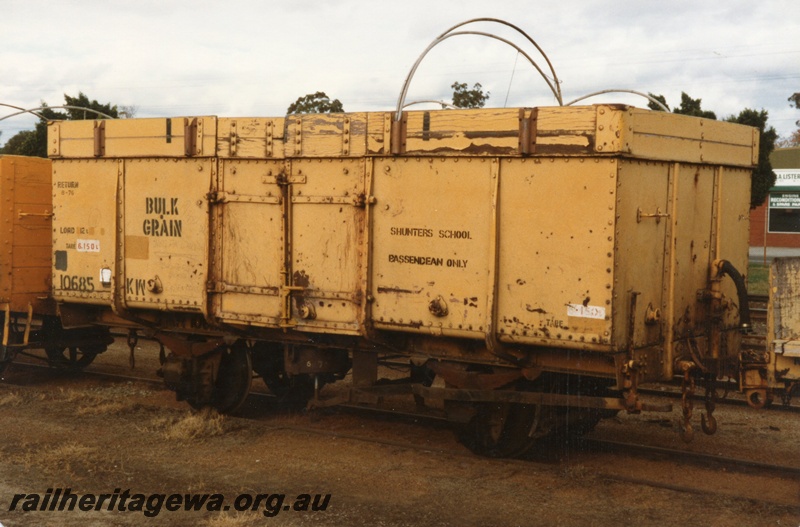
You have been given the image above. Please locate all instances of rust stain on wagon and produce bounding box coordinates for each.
[377,286,422,295]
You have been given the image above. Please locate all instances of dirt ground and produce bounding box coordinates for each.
[0,342,799,527]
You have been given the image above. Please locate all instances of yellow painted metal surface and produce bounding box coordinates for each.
[287,158,367,333]
[48,104,758,380]
[212,158,285,326]
[210,156,369,333]
[121,158,212,312]
[51,159,118,306]
[495,158,616,348]
[371,157,495,338]
[0,156,53,313]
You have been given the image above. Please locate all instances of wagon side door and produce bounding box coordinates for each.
[121,157,213,313]
[212,158,285,327]
[288,158,367,335]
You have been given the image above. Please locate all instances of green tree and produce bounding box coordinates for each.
[779,92,800,147]
[647,93,669,112]
[647,92,716,119]
[1,93,118,158]
[451,82,489,109]
[286,92,344,114]
[62,93,118,121]
[673,92,717,119]
[0,130,39,156]
[789,91,800,124]
[728,108,777,208]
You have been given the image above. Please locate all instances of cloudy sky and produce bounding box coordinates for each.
[1,0,798,146]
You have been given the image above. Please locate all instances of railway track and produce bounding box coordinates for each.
[638,384,799,413]
[585,438,800,480]
[256,410,800,509]
[5,359,800,508]
[0,292,792,520]
[5,360,798,527]
[6,358,800,511]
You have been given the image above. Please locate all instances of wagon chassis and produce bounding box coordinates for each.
[1,304,113,374]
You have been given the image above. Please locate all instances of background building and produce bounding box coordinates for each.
[749,147,800,260]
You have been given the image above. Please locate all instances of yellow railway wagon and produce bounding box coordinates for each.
[48,106,758,455]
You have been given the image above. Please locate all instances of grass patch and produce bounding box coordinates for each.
[76,400,130,416]
[202,512,263,527]
[0,391,24,407]
[149,408,229,441]
[53,384,152,415]
[748,263,770,296]
[20,441,100,480]
[561,464,591,480]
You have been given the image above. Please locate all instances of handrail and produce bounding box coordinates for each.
[394,18,563,121]
[0,105,116,122]
[565,89,670,112]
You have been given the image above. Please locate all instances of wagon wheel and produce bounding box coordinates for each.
[259,367,316,408]
[0,324,15,373]
[188,345,253,414]
[45,347,98,370]
[0,346,12,375]
[456,402,540,458]
[781,383,798,406]
[251,344,316,408]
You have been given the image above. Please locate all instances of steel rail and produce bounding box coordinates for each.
[587,438,800,479]
[7,359,800,508]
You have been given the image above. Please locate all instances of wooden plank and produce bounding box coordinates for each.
[217,117,286,159]
[627,132,755,167]
[403,108,520,155]
[366,113,391,155]
[51,120,96,157]
[701,143,757,167]
[536,106,596,134]
[53,117,218,158]
[626,109,756,167]
[630,109,753,146]
[284,113,368,158]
